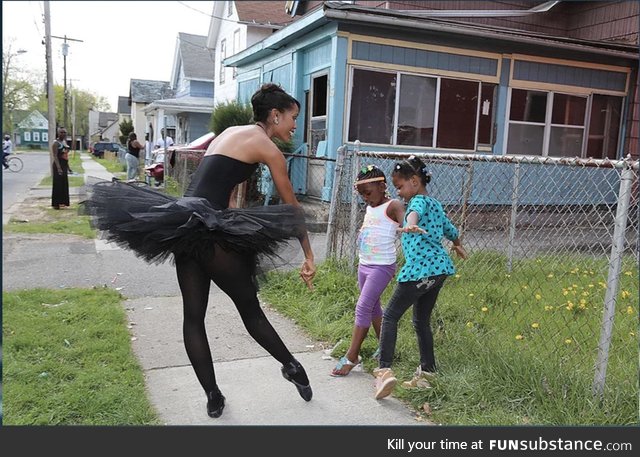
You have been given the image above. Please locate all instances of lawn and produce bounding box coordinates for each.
[2,287,160,425]
[258,253,638,425]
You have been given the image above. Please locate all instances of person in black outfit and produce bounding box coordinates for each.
[51,127,70,209]
[82,83,316,419]
[125,132,144,181]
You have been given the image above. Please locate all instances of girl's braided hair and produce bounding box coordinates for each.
[391,155,431,186]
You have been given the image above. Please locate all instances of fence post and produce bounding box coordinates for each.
[348,140,361,270]
[458,163,474,243]
[592,161,634,397]
[506,163,521,273]
[326,145,346,258]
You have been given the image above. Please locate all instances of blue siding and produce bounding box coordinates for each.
[188,113,211,141]
[189,80,214,98]
[238,78,260,103]
[513,61,627,92]
[352,41,498,76]
[303,41,332,74]
[263,64,291,92]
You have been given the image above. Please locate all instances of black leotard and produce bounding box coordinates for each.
[184,154,258,209]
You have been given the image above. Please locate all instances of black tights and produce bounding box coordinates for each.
[175,246,297,393]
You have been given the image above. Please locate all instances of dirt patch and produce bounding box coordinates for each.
[9,194,81,224]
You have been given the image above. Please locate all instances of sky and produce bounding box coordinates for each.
[2,1,214,111]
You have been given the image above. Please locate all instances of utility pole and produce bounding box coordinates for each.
[51,34,83,130]
[44,2,56,159]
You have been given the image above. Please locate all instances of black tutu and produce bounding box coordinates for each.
[80,179,307,265]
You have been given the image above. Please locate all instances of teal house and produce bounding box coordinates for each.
[15,110,49,149]
[224,1,639,202]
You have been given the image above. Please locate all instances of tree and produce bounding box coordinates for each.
[2,41,41,134]
[30,86,111,142]
[119,118,133,144]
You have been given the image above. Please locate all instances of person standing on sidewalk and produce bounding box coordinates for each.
[373,155,467,400]
[82,83,316,419]
[51,127,70,209]
[125,132,144,182]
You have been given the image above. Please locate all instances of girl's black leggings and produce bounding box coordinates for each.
[175,246,295,393]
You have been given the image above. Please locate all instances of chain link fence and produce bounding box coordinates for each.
[327,142,638,399]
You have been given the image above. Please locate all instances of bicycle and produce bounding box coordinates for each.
[5,155,24,172]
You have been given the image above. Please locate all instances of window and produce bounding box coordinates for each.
[587,95,622,159]
[436,78,479,150]
[507,88,615,158]
[507,89,548,156]
[219,39,226,84]
[24,131,31,142]
[347,67,489,150]
[33,131,40,142]
[348,69,396,144]
[233,29,240,54]
[43,132,48,142]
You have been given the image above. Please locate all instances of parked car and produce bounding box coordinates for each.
[91,141,120,158]
[144,132,215,186]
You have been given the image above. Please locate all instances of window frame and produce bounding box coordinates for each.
[219,38,226,84]
[504,87,618,158]
[346,65,486,152]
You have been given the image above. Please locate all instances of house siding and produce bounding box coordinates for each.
[190,80,215,98]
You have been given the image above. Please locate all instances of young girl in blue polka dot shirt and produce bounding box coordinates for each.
[373,155,467,400]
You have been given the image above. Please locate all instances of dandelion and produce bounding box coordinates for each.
[588,284,594,288]
[564,338,573,344]
[535,294,542,300]
[455,274,461,279]
[579,298,587,305]
[630,332,636,337]
[581,291,589,297]
[562,289,569,296]
[598,282,607,289]
[531,322,540,329]
[621,290,631,299]
[466,321,473,328]
[522,285,529,290]
[544,305,554,311]
[547,273,554,278]
[515,334,524,340]
[481,306,488,312]
[468,293,475,297]
[626,306,634,315]
[512,300,518,304]
[624,271,633,276]
[578,303,587,310]
[566,301,574,311]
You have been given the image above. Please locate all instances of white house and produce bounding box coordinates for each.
[143,33,215,145]
[207,1,294,105]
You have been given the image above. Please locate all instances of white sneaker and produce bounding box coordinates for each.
[373,367,397,400]
[402,366,435,388]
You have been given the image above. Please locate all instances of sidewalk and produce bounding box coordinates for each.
[2,154,426,426]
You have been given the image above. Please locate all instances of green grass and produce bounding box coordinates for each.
[39,153,85,187]
[5,203,96,238]
[2,287,161,425]
[95,155,126,175]
[258,254,639,425]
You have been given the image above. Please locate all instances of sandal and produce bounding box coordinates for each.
[330,355,361,377]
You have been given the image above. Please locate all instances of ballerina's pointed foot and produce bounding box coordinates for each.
[206,388,226,418]
[281,359,313,401]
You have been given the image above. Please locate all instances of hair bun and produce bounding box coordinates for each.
[259,83,284,95]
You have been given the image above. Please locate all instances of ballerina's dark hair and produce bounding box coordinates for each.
[392,155,431,186]
[251,83,300,123]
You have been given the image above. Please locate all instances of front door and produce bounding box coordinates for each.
[305,73,328,199]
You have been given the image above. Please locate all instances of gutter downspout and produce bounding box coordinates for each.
[323,9,638,60]
[398,0,560,17]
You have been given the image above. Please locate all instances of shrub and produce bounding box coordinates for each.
[209,100,253,135]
